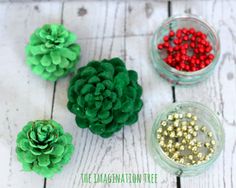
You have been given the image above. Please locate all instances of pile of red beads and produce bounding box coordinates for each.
[157,28,215,72]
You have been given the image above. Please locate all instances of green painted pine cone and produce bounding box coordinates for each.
[26,24,81,81]
[16,120,74,178]
[67,58,143,138]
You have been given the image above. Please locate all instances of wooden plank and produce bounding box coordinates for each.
[123,2,176,188]
[47,1,125,188]
[172,0,236,188]
[47,1,176,188]
[0,2,62,188]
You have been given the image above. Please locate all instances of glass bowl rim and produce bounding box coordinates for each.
[151,14,221,77]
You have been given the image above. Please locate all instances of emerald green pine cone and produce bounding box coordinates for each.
[26,24,81,81]
[16,120,74,178]
[67,58,143,138]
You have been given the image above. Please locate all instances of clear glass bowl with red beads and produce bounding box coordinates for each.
[151,14,220,85]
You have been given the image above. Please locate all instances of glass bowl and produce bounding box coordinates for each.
[150,101,224,176]
[151,14,220,85]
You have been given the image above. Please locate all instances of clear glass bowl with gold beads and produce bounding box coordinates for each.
[150,101,224,176]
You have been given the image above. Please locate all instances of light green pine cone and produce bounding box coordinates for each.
[16,120,74,178]
[26,24,81,81]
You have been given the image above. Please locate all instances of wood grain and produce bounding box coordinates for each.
[172,0,236,188]
[0,2,62,188]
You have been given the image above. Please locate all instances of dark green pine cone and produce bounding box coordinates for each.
[67,57,143,138]
[26,24,81,81]
[16,120,74,178]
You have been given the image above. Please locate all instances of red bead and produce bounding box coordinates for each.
[168,47,173,53]
[191,36,196,41]
[184,43,188,49]
[190,42,195,48]
[205,46,212,53]
[196,31,202,37]
[176,31,182,38]
[182,28,187,34]
[164,36,169,42]
[185,65,190,71]
[174,39,179,45]
[208,54,215,59]
[205,59,211,65]
[200,63,205,69]
[201,33,207,40]
[181,49,187,54]
[199,48,205,53]
[189,28,195,34]
[164,42,170,48]
[169,30,175,37]
[194,49,199,54]
[183,36,188,41]
[158,44,163,50]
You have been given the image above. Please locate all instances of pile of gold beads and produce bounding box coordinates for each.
[156,112,216,166]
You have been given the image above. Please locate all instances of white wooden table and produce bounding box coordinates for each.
[0,0,235,188]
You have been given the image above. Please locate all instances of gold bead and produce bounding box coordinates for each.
[179,158,184,164]
[179,114,184,119]
[177,131,183,137]
[194,125,199,131]
[197,141,202,148]
[186,134,192,140]
[204,142,210,148]
[157,127,163,133]
[168,114,174,121]
[182,125,187,131]
[176,127,181,132]
[192,115,197,121]
[201,126,207,132]
[197,161,202,165]
[188,155,193,160]
[157,134,161,139]
[175,142,181,149]
[186,112,192,118]
[189,121,195,126]
[163,130,168,136]
[197,152,203,159]
[192,131,198,137]
[192,146,198,152]
[188,128,194,134]
[159,140,165,147]
[167,126,173,132]
[173,113,179,119]
[209,148,214,153]
[170,131,175,138]
[168,139,173,144]
[167,143,173,149]
[179,145,185,151]
[161,120,167,127]
[207,131,213,137]
[182,139,187,144]
[173,120,179,127]
[211,140,216,146]
[189,140,195,146]
[160,136,165,141]
[169,148,175,153]
[172,151,180,159]
[188,145,192,150]
[191,160,196,164]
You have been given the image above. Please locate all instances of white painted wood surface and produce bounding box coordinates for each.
[0,1,235,188]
